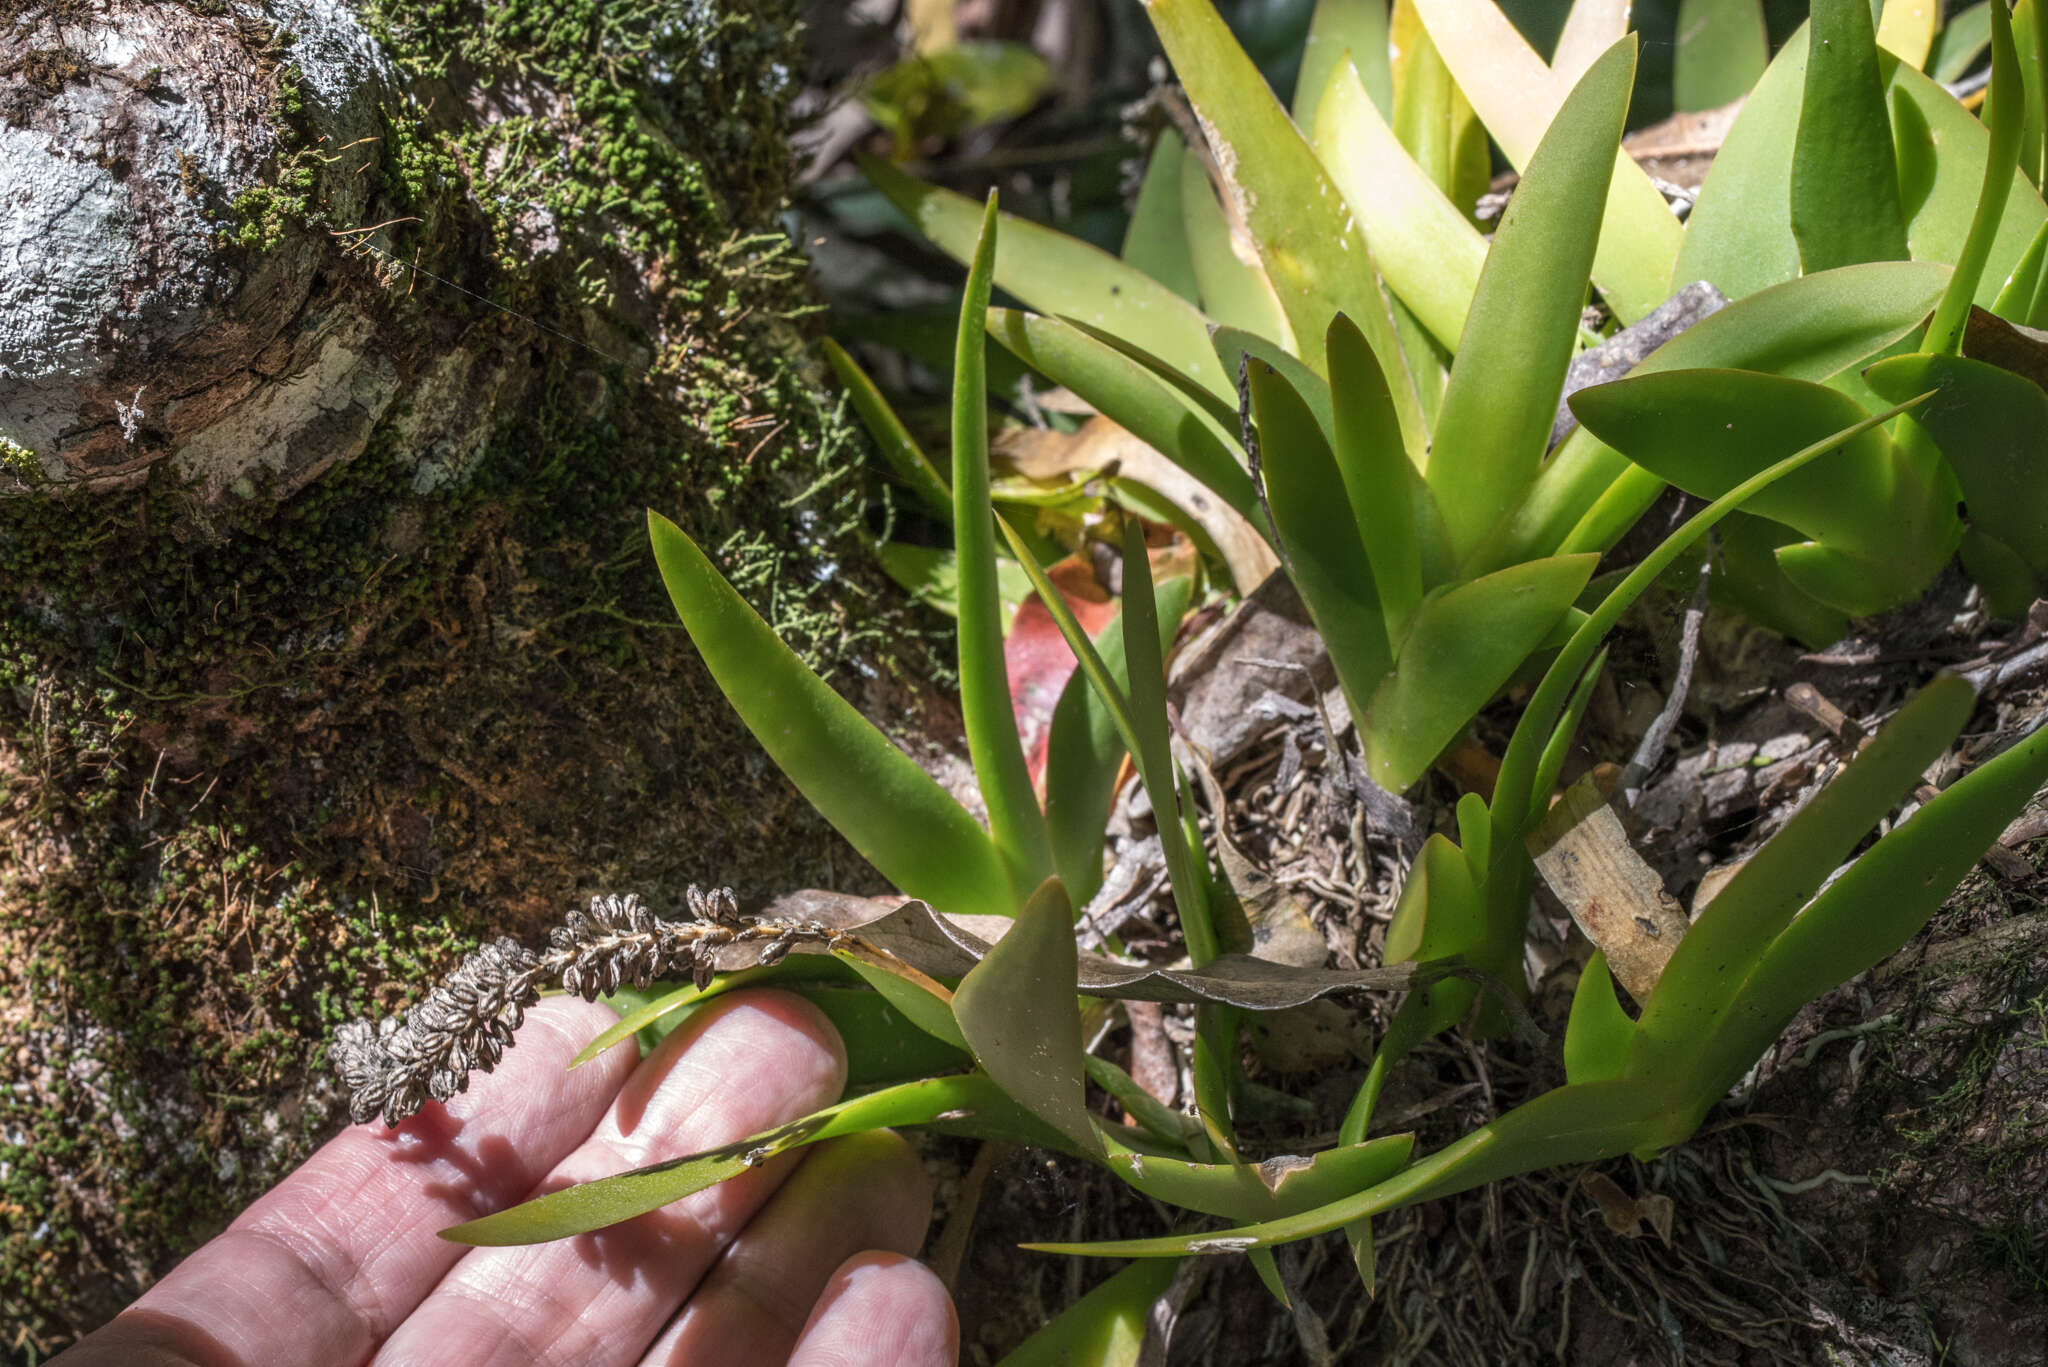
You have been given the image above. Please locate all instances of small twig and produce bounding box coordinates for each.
[1622,559,1710,800]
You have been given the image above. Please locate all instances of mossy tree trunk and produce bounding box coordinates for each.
[0,0,927,1347]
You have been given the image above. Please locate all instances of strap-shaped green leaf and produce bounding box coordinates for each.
[1681,699,2048,1110]
[986,309,1262,527]
[1413,0,1681,323]
[1122,127,1201,303]
[1139,0,1422,440]
[649,513,1009,917]
[1313,61,1485,353]
[1928,0,2025,354]
[1674,0,1767,111]
[1364,555,1597,793]
[1022,1078,1679,1258]
[954,878,1105,1158]
[1563,952,1635,1085]
[1101,1130,1414,1223]
[1180,146,1293,344]
[820,339,952,519]
[860,152,1231,401]
[1630,675,1975,1082]
[1327,314,1435,638]
[1294,0,1393,129]
[953,196,1054,896]
[443,1072,1061,1245]
[1793,0,1911,273]
[1868,350,2048,598]
[1248,359,1394,711]
[998,1259,1183,1366]
[1496,261,1948,568]
[1428,36,1634,558]
[1566,367,1956,614]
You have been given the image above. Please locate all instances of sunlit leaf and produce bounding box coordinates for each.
[1123,127,1202,302]
[1565,367,1955,614]
[1313,60,1485,351]
[873,541,1032,622]
[1364,556,1597,792]
[1390,0,1488,212]
[1496,262,1949,567]
[1427,37,1634,558]
[1925,0,2026,355]
[1180,146,1294,343]
[1674,0,1767,111]
[1793,0,1910,273]
[1294,0,1393,129]
[1327,314,1432,639]
[861,153,1232,399]
[1929,4,1993,85]
[1413,0,1683,323]
[1876,0,1940,69]
[1141,0,1423,440]
[649,513,1010,917]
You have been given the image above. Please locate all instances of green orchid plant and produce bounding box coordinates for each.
[332,2,2048,1359]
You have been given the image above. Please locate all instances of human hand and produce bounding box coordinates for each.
[57,989,957,1366]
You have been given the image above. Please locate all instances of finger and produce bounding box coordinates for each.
[56,996,638,1367]
[373,988,846,1367]
[787,1252,958,1367]
[641,1130,932,1366]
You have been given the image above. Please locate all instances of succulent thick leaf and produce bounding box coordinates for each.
[954,878,1104,1157]
[1991,220,2048,323]
[1023,1079,1681,1258]
[996,1257,1182,1367]
[1123,127,1201,303]
[1412,0,1682,323]
[821,340,952,519]
[1180,147,1293,343]
[443,1074,1061,1246]
[839,954,969,1051]
[1378,833,1486,1041]
[1926,0,2025,355]
[648,514,1009,918]
[1680,700,2048,1110]
[1630,668,1979,1085]
[1673,0,1767,111]
[1681,25,2045,308]
[1389,0,1489,213]
[1490,392,1933,852]
[1364,555,1597,792]
[1294,0,1393,129]
[1931,5,1996,84]
[986,310,1262,527]
[1248,360,1394,710]
[873,542,1032,623]
[1312,60,1485,352]
[1327,315,1432,639]
[860,153,1231,400]
[1213,328,1337,446]
[1876,0,1939,68]
[1565,368,1955,614]
[1792,0,1910,273]
[1497,262,1949,568]
[1140,0,1423,440]
[1428,37,1634,558]
[1563,952,1634,1084]
[2017,0,2048,191]
[953,198,1055,896]
[1866,350,2048,595]
[1102,1131,1415,1223]
[1550,0,1630,86]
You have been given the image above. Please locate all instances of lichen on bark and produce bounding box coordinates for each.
[0,0,933,1348]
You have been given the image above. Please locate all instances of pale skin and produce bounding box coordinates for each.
[56,990,958,1367]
